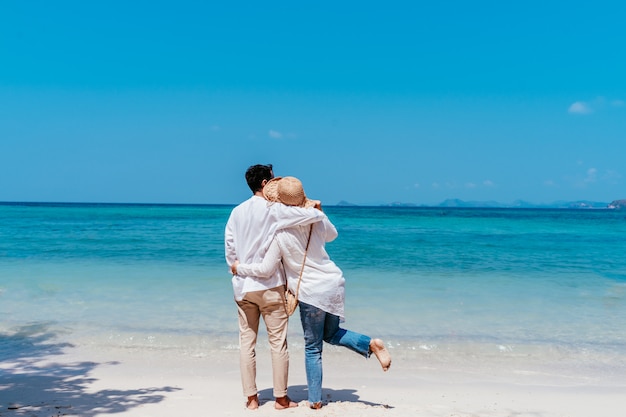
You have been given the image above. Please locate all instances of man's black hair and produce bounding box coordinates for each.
[245,164,274,193]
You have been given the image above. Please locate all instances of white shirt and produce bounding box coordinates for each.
[225,196,325,301]
[236,216,346,320]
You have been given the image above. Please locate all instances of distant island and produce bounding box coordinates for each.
[336,199,626,209]
[608,199,626,209]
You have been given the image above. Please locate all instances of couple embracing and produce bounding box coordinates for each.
[225,164,391,411]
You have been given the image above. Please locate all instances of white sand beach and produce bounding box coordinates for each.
[2,204,626,417]
[2,340,624,417]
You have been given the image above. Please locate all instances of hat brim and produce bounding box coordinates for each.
[262,177,282,203]
[263,177,318,208]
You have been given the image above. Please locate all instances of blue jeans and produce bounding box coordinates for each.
[298,301,372,404]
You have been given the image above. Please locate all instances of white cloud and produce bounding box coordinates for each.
[573,167,599,188]
[568,101,593,115]
[584,167,597,184]
[566,167,622,189]
[432,181,496,190]
[569,97,624,114]
[602,169,622,182]
[268,129,283,139]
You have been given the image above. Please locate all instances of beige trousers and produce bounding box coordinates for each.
[236,286,290,398]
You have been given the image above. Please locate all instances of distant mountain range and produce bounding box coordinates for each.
[336,199,626,209]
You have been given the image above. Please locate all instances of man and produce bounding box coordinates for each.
[225,164,324,410]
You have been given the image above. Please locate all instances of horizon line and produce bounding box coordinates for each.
[1,199,622,209]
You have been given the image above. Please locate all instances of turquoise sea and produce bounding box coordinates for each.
[1,203,625,381]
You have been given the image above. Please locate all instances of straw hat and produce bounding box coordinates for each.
[263,177,319,208]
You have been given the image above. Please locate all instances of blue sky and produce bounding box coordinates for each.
[1,1,625,205]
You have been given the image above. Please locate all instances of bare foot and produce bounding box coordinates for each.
[246,394,259,410]
[370,338,391,371]
[308,401,323,409]
[274,396,298,410]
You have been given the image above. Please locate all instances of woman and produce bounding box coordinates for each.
[231,176,391,410]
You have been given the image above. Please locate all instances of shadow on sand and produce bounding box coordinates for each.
[258,384,393,409]
[0,323,180,416]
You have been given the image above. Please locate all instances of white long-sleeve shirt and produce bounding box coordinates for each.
[236,216,346,320]
[225,196,325,301]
